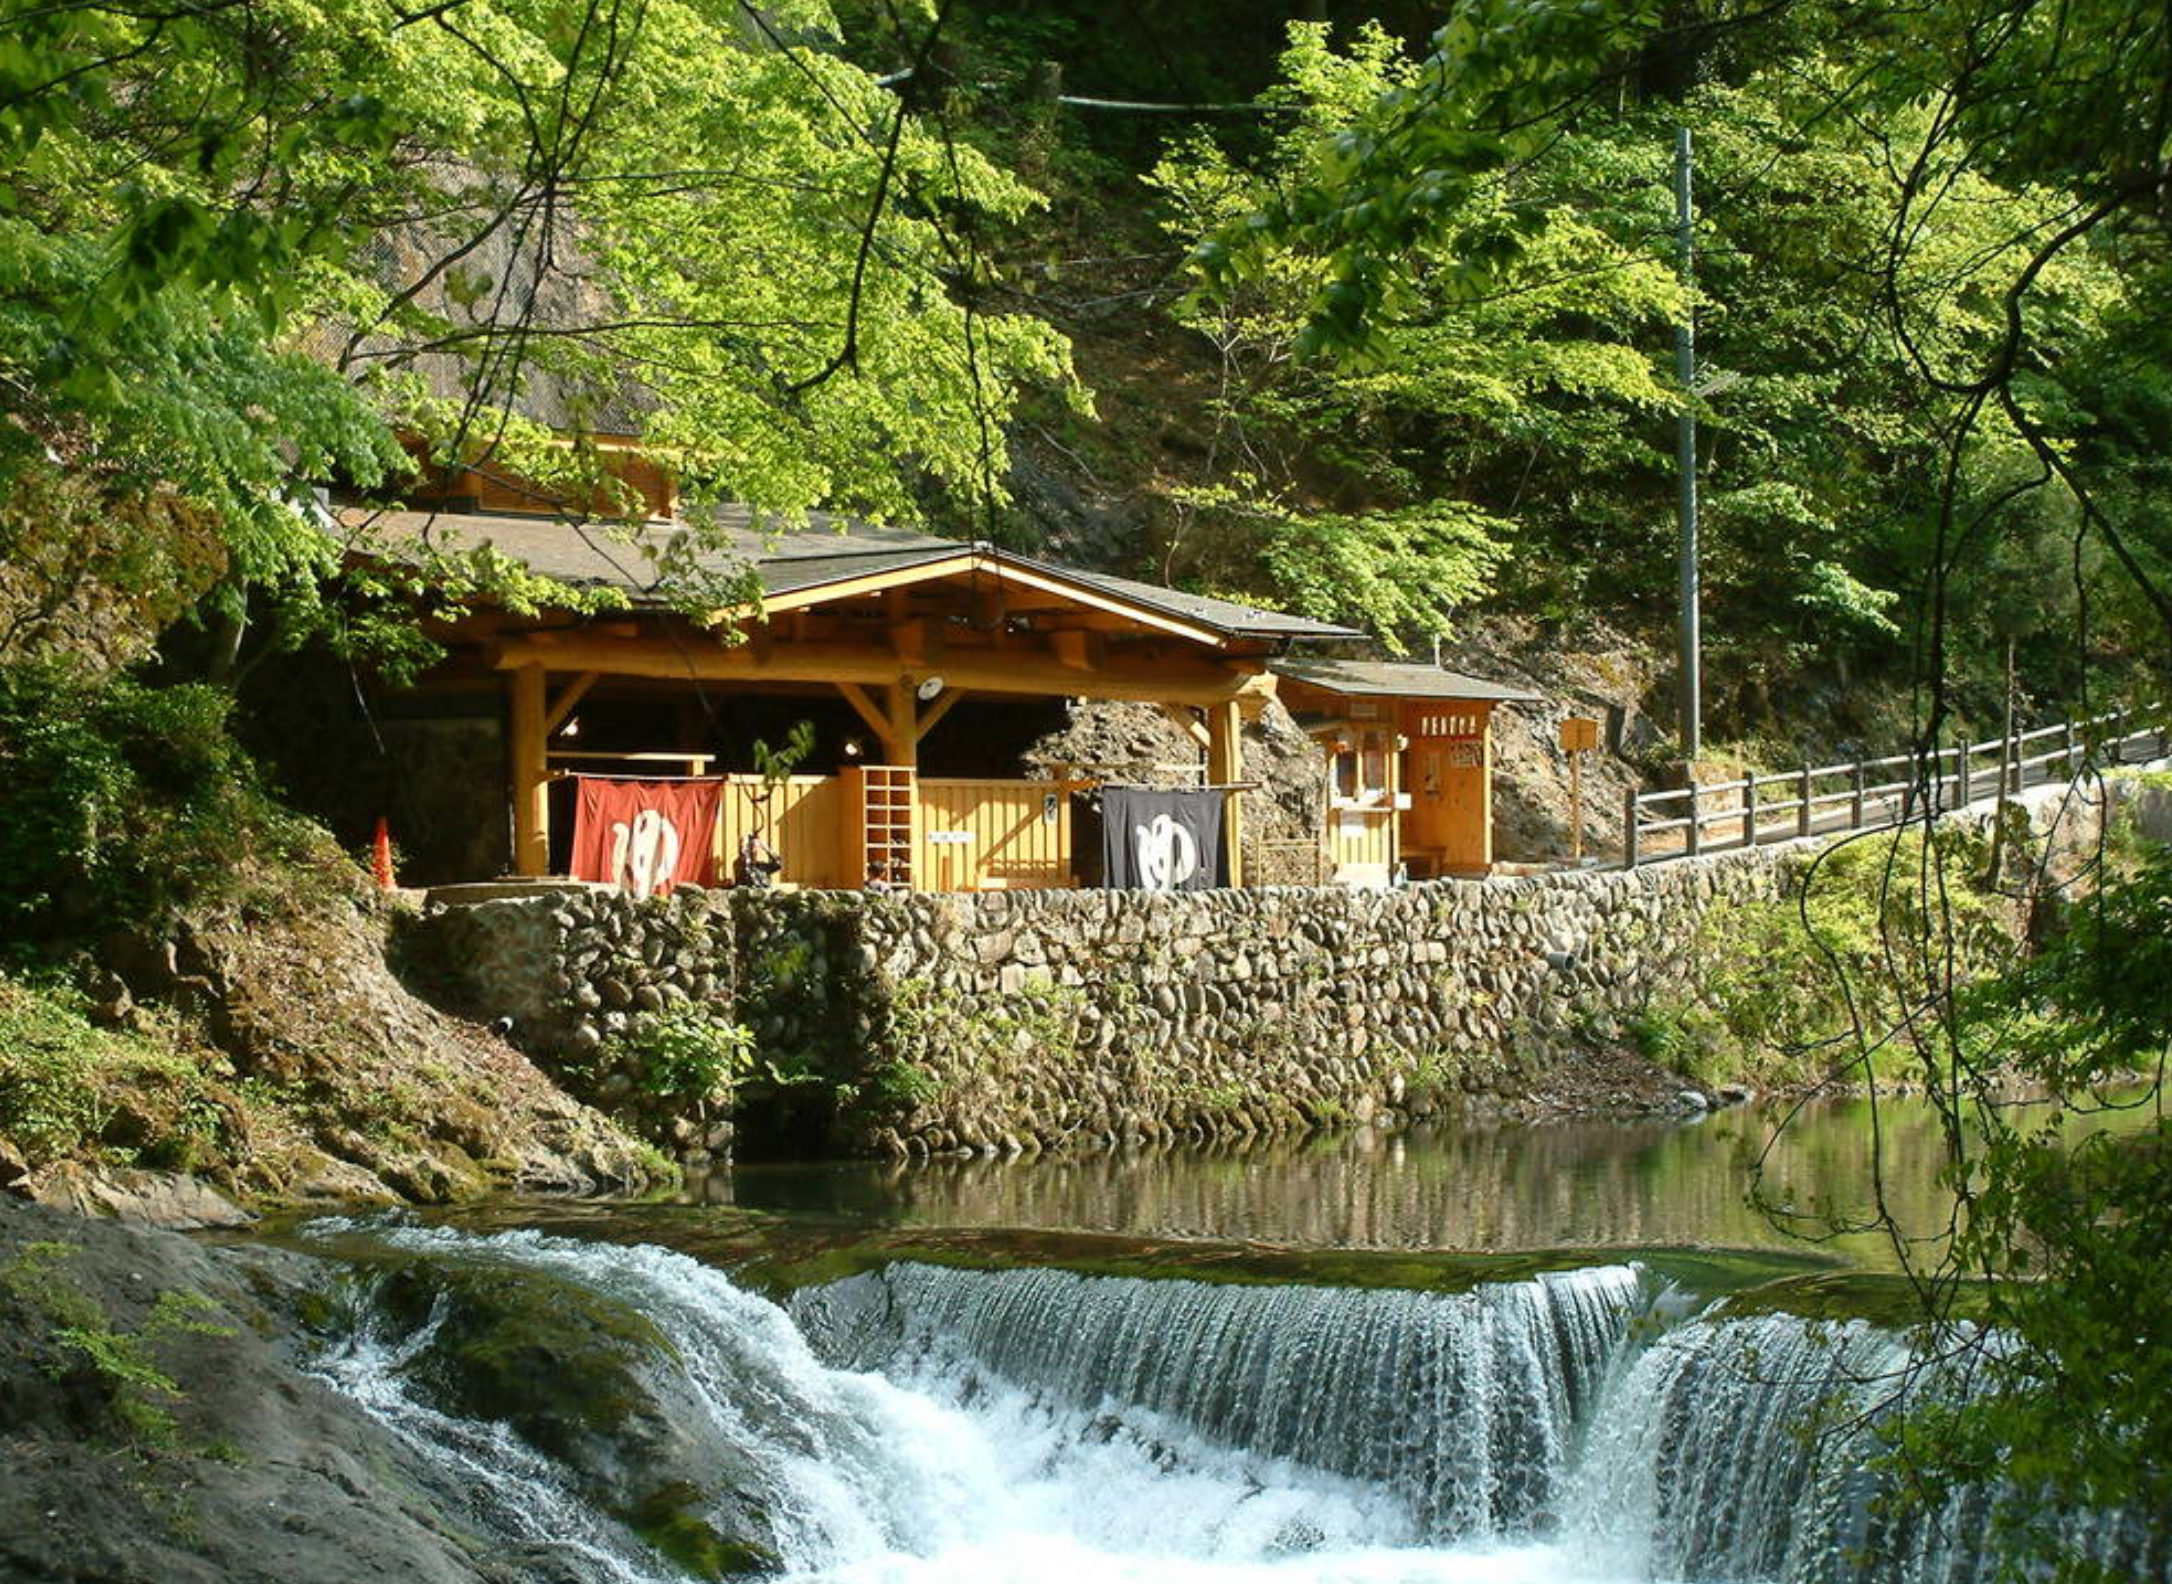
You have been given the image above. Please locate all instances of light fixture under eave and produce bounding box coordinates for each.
[560,716,581,739]
[842,736,863,759]
[915,675,946,702]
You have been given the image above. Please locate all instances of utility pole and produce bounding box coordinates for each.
[1674,125,1702,762]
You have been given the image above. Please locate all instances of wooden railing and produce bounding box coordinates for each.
[1622,711,2168,869]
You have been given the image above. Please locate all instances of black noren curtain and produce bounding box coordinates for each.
[1100,786,1227,891]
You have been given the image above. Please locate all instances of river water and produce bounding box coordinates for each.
[289,1095,2164,1584]
[696,1095,1953,1264]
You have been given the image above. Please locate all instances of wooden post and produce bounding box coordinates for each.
[1954,736,1970,808]
[885,682,919,771]
[509,663,550,877]
[1623,786,1640,869]
[1207,697,1244,887]
[1797,765,1813,839]
[1851,761,1867,829]
[1569,749,1584,861]
[887,682,920,885]
[1558,717,1598,864]
[1740,771,1758,850]
[1686,781,1702,856]
[2064,718,2078,775]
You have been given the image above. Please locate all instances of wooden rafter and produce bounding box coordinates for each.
[543,671,599,737]
[716,550,1229,648]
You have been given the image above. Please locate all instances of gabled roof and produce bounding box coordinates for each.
[339,503,1361,644]
[1272,656,1544,704]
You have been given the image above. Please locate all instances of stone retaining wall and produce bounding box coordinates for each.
[407,778,2118,1163]
[410,852,1789,1163]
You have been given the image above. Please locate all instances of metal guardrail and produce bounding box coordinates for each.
[1621,711,2169,869]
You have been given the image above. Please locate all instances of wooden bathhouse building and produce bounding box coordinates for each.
[347,455,1540,893]
[1272,659,1544,885]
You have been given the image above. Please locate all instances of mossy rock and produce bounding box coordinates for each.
[378,1262,676,1453]
[1715,1268,1993,1329]
[625,1481,779,1579]
[362,1257,777,1563]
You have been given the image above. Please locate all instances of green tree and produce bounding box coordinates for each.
[0,0,1078,674]
[1185,3,2172,1568]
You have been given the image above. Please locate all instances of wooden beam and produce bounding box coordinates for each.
[493,632,1263,706]
[889,616,928,665]
[1158,701,1209,749]
[509,664,550,877]
[1207,697,1244,888]
[915,687,965,744]
[1050,628,1091,672]
[835,682,891,746]
[978,559,1228,646]
[713,549,1230,647]
[732,553,983,620]
[542,671,599,738]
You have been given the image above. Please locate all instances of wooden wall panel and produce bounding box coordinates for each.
[718,774,847,889]
[917,779,1073,891]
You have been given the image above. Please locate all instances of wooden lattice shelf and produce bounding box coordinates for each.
[844,764,916,888]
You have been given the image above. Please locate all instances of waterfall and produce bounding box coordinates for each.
[791,1260,1646,1540]
[300,1224,2163,1584]
[1568,1313,2166,1584]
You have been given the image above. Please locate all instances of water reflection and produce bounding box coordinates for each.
[692,1094,2121,1268]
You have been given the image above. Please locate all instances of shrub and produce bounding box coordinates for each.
[0,659,341,944]
[602,1008,759,1105]
[1642,826,2021,1088]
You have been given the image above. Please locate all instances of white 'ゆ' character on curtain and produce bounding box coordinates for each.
[608,807,683,899]
[1133,812,1199,891]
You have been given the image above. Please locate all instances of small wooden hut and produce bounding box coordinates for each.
[1272,658,1542,883]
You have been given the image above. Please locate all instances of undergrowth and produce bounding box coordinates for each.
[1633,826,2021,1088]
[0,658,351,949]
[0,973,236,1170]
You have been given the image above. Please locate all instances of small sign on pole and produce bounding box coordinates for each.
[1559,717,1600,861]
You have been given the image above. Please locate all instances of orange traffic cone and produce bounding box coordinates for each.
[372,817,395,892]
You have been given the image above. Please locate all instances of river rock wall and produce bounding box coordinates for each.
[410,853,1787,1162]
[837,854,1790,1157]
[408,774,2123,1163]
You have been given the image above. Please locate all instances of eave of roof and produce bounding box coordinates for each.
[1271,657,1545,704]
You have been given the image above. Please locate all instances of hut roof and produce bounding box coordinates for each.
[1271,656,1543,704]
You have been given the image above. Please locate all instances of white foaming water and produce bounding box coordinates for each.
[791,1260,1645,1542]
[305,1226,2154,1584]
[307,1226,1675,1584]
